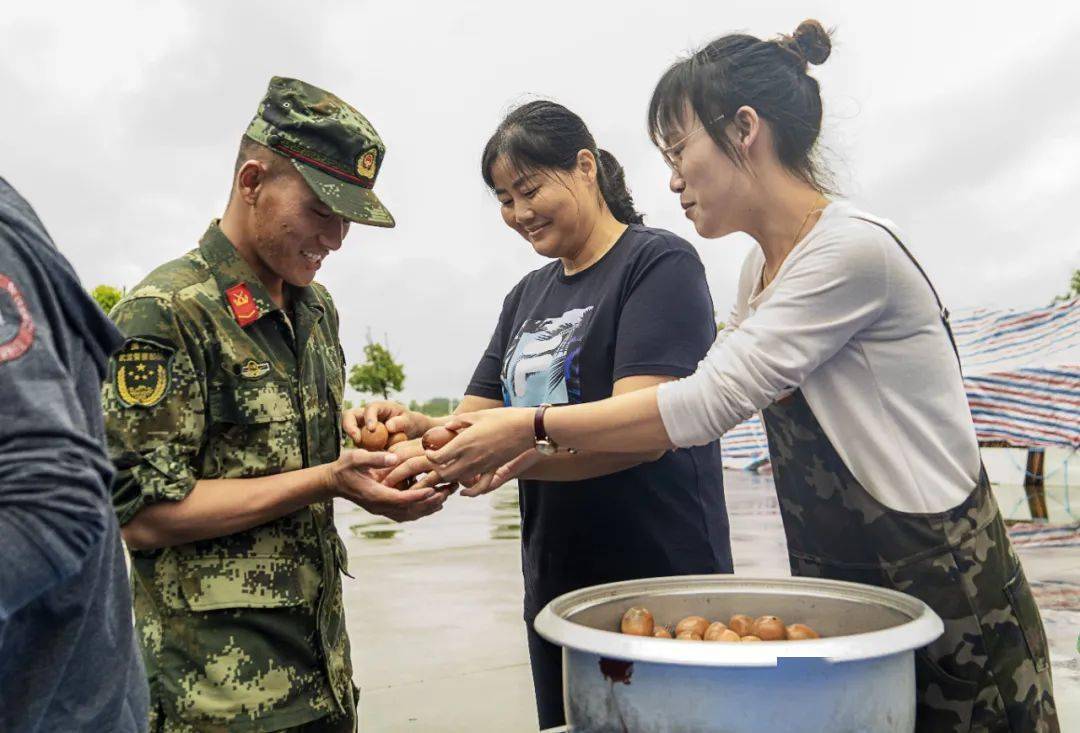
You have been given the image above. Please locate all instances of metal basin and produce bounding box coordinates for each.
[534,575,943,733]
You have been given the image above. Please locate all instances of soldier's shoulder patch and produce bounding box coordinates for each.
[114,337,175,408]
[0,272,35,364]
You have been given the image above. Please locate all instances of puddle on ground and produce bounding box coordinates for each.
[342,483,524,544]
[350,519,403,541]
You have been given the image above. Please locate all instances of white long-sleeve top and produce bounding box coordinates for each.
[658,200,981,513]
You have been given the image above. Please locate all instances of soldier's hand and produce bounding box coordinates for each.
[327,449,450,522]
[342,401,431,443]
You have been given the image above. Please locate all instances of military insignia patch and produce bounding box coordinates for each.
[226,283,261,327]
[0,273,35,364]
[115,339,173,408]
[238,358,271,380]
[356,148,378,180]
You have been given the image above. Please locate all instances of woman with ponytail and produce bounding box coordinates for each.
[429,23,1057,731]
[347,100,732,728]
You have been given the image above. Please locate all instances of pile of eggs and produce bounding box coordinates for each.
[620,607,820,642]
[358,423,457,453]
[357,422,459,490]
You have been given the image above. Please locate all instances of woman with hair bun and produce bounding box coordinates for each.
[348,100,732,729]
[430,22,1058,731]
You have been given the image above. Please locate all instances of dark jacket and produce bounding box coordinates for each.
[0,177,148,732]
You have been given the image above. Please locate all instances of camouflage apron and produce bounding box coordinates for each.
[759,219,1058,733]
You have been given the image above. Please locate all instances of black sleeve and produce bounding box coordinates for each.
[465,281,526,402]
[0,237,111,621]
[613,244,717,381]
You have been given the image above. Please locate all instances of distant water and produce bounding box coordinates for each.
[335,471,1077,560]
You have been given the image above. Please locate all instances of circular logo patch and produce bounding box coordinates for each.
[356,149,377,180]
[0,273,35,364]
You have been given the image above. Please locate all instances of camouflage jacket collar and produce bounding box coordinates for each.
[199,221,280,327]
[287,282,326,319]
[199,221,326,329]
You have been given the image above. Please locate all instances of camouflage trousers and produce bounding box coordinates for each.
[276,710,355,732]
[150,684,357,733]
[762,390,1058,732]
[153,709,355,733]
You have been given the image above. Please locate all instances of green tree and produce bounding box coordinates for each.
[412,396,461,416]
[348,339,405,400]
[91,284,123,314]
[1051,269,1080,305]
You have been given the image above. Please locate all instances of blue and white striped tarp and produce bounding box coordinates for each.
[721,297,1080,469]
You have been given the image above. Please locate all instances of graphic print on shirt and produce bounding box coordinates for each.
[0,273,35,364]
[501,306,594,407]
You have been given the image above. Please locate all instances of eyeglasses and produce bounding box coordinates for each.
[659,114,726,175]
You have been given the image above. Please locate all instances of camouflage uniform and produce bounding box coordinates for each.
[104,223,352,731]
[760,220,1058,732]
[103,77,397,732]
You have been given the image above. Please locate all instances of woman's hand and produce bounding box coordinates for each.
[427,407,535,482]
[459,450,539,497]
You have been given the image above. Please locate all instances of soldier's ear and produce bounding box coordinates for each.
[235,159,269,205]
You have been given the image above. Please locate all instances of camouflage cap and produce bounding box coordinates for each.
[245,76,395,228]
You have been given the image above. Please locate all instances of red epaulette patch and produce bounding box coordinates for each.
[225,283,261,327]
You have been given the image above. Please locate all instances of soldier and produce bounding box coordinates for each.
[103,77,450,733]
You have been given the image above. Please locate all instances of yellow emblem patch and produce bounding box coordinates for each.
[356,148,378,180]
[238,359,271,380]
[115,339,173,408]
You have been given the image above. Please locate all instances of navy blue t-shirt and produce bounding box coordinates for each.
[466,224,733,617]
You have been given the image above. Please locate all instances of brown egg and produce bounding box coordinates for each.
[786,623,820,640]
[653,626,673,639]
[706,628,741,643]
[421,426,456,451]
[675,631,703,641]
[751,615,787,641]
[387,432,409,447]
[675,616,710,638]
[703,622,729,641]
[728,614,754,637]
[360,422,389,451]
[620,607,654,637]
[740,635,762,642]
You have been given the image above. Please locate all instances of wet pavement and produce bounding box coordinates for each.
[338,471,1079,731]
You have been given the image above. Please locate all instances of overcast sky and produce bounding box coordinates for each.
[2,1,1078,403]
